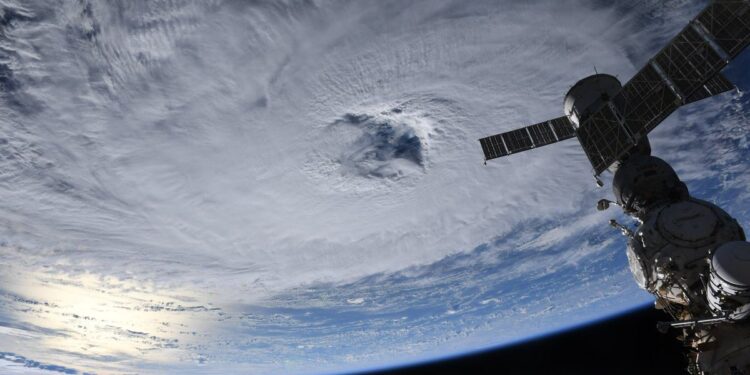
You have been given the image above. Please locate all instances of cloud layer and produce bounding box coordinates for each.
[0,0,748,373]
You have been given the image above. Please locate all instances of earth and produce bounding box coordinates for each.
[0,0,748,374]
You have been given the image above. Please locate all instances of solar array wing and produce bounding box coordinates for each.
[479,116,575,161]
[698,0,750,59]
[684,73,736,104]
[576,104,639,175]
[550,117,576,139]
[578,0,750,175]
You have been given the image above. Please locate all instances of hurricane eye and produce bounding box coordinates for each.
[302,109,435,192]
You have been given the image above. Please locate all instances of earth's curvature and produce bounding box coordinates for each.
[0,0,748,374]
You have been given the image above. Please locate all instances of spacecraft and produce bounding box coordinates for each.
[478,1,750,374]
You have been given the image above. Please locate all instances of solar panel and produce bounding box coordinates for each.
[685,73,736,104]
[697,0,750,58]
[577,105,636,174]
[502,127,534,154]
[577,0,749,174]
[550,117,576,139]
[478,0,749,172]
[478,116,575,161]
[654,26,726,100]
[527,121,557,145]
[576,64,679,174]
[616,64,681,138]
[479,133,508,160]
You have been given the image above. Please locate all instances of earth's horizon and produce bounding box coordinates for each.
[0,0,748,374]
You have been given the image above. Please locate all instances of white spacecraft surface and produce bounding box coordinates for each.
[480,1,750,373]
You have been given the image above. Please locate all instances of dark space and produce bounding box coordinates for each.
[358,306,689,375]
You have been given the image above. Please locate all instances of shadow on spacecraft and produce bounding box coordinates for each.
[479,1,750,373]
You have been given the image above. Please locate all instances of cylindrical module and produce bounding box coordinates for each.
[626,198,745,305]
[708,241,750,314]
[563,74,622,128]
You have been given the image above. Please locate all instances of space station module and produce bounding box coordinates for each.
[610,148,750,375]
[477,1,750,369]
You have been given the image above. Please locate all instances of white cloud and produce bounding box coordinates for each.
[0,0,745,373]
[0,0,687,295]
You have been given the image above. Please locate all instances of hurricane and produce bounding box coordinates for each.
[0,0,748,374]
